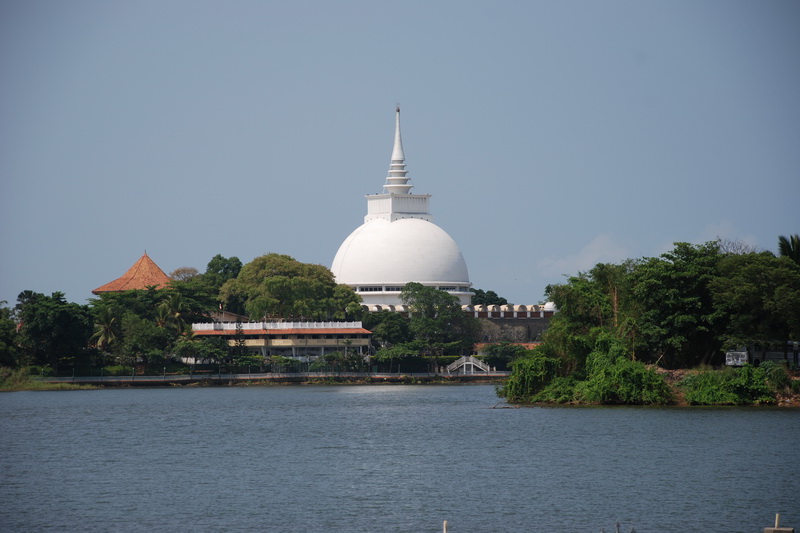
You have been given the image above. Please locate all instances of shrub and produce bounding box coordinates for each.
[679,369,740,405]
[679,365,776,405]
[575,356,672,405]
[499,353,562,403]
[531,376,578,403]
[760,361,791,393]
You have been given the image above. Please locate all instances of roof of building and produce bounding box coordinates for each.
[92,252,171,294]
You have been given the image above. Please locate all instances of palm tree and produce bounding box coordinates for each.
[91,307,118,354]
[155,304,171,329]
[778,234,800,266]
[164,294,186,334]
[158,293,186,334]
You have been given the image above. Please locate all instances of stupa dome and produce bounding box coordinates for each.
[331,107,472,306]
[332,218,469,287]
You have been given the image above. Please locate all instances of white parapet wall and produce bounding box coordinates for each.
[192,321,364,332]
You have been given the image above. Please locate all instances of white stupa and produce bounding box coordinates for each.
[331,107,472,306]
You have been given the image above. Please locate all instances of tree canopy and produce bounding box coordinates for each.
[539,239,800,370]
[400,282,479,355]
[15,291,94,371]
[470,288,508,305]
[220,253,361,320]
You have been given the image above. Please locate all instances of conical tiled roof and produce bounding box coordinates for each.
[92,252,171,294]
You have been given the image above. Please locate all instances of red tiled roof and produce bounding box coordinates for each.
[92,253,171,294]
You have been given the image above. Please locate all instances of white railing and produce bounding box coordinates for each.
[192,321,363,332]
[447,356,491,374]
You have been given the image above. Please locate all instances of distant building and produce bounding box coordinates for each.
[191,321,372,359]
[92,252,171,294]
[331,107,472,306]
[329,107,555,343]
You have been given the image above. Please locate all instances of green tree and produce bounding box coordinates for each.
[778,234,800,266]
[362,311,412,348]
[541,273,613,372]
[400,282,479,355]
[90,306,119,359]
[174,334,228,365]
[499,351,563,403]
[16,291,93,371]
[631,242,725,368]
[0,302,18,367]
[204,254,245,314]
[482,342,529,370]
[710,252,800,357]
[117,312,173,371]
[166,274,219,324]
[220,253,360,320]
[470,288,508,305]
[158,293,187,335]
[90,287,164,323]
[205,254,243,289]
[373,342,423,373]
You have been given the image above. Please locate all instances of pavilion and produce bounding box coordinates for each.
[92,252,171,294]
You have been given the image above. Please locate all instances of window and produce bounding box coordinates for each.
[385,286,403,292]
[358,286,382,292]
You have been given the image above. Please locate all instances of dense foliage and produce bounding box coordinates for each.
[4,236,799,402]
[3,252,485,376]
[470,288,508,305]
[2,253,365,374]
[501,238,800,405]
[500,334,672,405]
[219,253,361,320]
[678,362,790,405]
[15,291,94,372]
[541,240,800,370]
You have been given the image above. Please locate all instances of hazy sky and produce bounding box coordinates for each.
[2,0,799,307]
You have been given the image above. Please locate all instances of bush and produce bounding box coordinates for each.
[102,365,131,376]
[531,376,579,403]
[499,353,562,403]
[760,361,790,393]
[574,355,672,405]
[679,365,776,405]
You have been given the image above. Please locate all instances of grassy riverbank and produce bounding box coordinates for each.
[0,367,95,392]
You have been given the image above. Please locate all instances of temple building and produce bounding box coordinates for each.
[331,107,472,306]
[92,252,171,294]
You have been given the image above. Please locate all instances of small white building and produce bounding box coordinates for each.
[331,107,472,305]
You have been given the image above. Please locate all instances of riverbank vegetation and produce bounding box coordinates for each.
[0,253,482,382]
[3,237,800,405]
[499,237,800,405]
[0,367,94,392]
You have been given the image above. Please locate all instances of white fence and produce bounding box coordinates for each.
[192,321,364,332]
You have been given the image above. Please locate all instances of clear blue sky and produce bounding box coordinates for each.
[2,0,798,307]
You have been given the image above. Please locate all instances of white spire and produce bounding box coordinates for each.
[383,105,413,194]
[365,106,431,223]
[391,105,405,162]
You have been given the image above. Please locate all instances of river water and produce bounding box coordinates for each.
[1,384,797,532]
